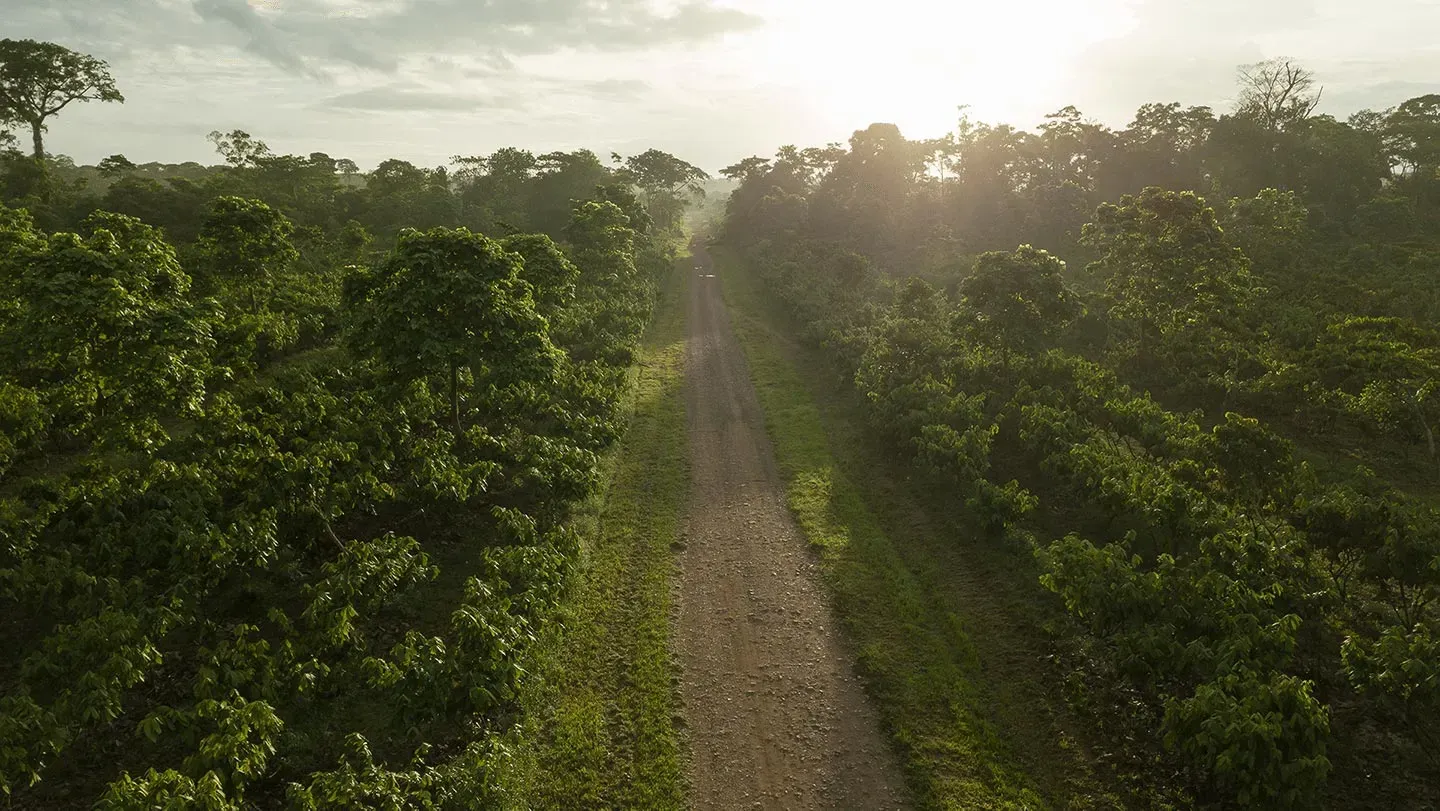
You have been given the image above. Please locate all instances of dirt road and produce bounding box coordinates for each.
[675,242,908,809]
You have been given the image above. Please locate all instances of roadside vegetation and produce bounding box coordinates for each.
[716,244,1156,808]
[717,60,1440,809]
[0,37,711,808]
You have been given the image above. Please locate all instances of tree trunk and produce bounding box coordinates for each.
[1409,398,1436,479]
[30,119,44,161]
[1422,417,1437,480]
[450,361,461,436]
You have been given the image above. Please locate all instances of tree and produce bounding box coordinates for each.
[344,227,559,434]
[1034,106,1116,189]
[1225,188,1308,273]
[810,123,927,255]
[528,150,612,237]
[1384,94,1440,174]
[615,149,709,197]
[1207,412,1298,512]
[958,245,1080,351]
[1236,58,1321,132]
[0,212,212,444]
[194,196,298,312]
[1312,317,1440,474]
[97,153,135,177]
[100,176,209,243]
[498,233,578,317]
[356,159,461,237]
[1110,102,1215,195]
[454,147,536,231]
[593,183,653,235]
[208,130,272,169]
[1082,188,1255,361]
[368,158,429,197]
[0,40,124,159]
[563,200,635,286]
[719,156,771,183]
[1288,115,1389,221]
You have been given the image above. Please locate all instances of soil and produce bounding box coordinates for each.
[674,241,909,810]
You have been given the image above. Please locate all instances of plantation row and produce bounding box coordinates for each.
[0,181,670,804]
[719,128,1440,805]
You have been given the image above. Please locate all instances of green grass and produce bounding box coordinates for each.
[498,254,690,809]
[712,245,1131,810]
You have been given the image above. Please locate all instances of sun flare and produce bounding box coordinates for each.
[725,0,1135,140]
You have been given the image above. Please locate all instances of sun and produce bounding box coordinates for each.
[728,0,1133,139]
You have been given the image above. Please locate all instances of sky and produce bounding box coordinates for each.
[7,0,1439,172]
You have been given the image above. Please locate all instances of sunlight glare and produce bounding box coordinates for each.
[727,0,1134,138]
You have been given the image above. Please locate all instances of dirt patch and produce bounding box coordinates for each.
[675,240,908,810]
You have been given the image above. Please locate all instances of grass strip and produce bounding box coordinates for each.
[500,253,690,810]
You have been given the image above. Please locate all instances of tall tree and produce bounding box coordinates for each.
[528,150,612,237]
[0,40,123,159]
[1384,94,1440,174]
[1111,102,1215,195]
[1235,58,1321,132]
[615,149,710,197]
[96,154,135,177]
[207,129,272,168]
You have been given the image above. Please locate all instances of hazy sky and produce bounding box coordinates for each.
[8,0,1439,171]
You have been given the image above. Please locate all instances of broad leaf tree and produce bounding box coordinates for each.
[1,212,212,444]
[499,233,578,318]
[563,200,635,286]
[958,245,1080,352]
[345,227,559,433]
[195,196,299,312]
[0,39,124,159]
[1384,94,1440,174]
[614,148,709,197]
[1083,188,1255,362]
[1312,316,1440,474]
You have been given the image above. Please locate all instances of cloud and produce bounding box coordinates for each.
[317,75,651,113]
[9,0,761,78]
[193,0,320,77]
[576,78,650,101]
[196,0,762,78]
[319,86,521,112]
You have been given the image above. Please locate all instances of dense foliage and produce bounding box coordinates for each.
[0,120,704,805]
[721,61,1440,808]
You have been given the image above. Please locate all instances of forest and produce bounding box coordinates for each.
[4,30,1440,810]
[718,59,1440,808]
[1,38,712,808]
